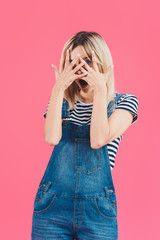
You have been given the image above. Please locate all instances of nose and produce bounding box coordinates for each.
[75,61,83,75]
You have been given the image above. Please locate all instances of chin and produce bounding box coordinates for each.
[81,86,94,94]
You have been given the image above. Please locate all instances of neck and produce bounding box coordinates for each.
[79,90,94,103]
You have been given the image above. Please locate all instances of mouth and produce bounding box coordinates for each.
[79,79,88,89]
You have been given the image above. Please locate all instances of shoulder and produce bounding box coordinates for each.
[114,91,139,105]
[114,91,139,124]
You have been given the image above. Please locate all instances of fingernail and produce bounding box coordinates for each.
[92,50,94,53]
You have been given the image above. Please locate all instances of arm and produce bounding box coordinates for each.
[43,52,87,146]
[90,89,134,149]
[76,52,137,148]
[44,85,64,146]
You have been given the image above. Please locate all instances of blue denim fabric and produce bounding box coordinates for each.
[31,93,124,240]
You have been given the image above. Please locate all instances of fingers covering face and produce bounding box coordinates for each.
[64,49,70,68]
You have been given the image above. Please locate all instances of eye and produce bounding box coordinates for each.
[85,60,91,65]
[69,59,91,65]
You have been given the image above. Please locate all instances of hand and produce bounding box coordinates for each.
[78,50,114,92]
[51,49,88,91]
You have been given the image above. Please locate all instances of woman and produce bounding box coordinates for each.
[31,31,139,240]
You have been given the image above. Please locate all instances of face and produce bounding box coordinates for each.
[70,45,94,95]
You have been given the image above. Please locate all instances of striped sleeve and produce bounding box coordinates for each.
[115,93,139,124]
[43,98,50,119]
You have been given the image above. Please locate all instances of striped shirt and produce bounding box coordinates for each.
[43,93,139,170]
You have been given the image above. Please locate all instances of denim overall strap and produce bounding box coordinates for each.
[62,98,70,118]
[107,92,125,118]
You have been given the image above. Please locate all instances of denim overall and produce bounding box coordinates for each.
[31,93,124,240]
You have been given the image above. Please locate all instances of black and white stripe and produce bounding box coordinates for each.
[115,93,139,124]
[43,93,139,170]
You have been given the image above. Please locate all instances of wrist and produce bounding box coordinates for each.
[93,87,107,104]
[52,83,64,98]
[94,85,107,96]
[53,82,65,95]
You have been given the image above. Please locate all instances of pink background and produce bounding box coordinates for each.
[0,0,159,239]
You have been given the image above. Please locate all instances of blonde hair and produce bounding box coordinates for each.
[58,31,116,110]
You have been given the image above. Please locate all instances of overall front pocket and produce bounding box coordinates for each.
[33,188,57,214]
[75,138,102,174]
[93,193,117,220]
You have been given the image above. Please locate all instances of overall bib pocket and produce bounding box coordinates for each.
[33,183,57,214]
[75,138,102,174]
[93,192,117,220]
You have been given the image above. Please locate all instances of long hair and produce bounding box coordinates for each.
[58,31,116,110]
